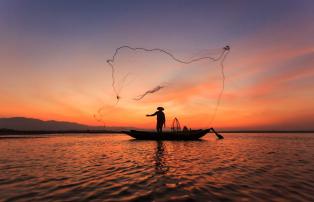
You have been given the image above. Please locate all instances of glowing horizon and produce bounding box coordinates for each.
[1,1,314,130]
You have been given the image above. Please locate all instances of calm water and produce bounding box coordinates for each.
[0,133,313,202]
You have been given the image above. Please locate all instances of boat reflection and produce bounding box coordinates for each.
[154,141,169,174]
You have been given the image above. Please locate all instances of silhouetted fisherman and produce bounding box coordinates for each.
[146,107,166,133]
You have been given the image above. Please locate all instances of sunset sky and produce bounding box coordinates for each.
[1,0,313,130]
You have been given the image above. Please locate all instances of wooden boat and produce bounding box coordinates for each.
[123,129,211,140]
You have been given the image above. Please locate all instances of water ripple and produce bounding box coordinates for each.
[0,133,313,201]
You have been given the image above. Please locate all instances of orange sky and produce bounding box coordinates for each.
[0,1,314,130]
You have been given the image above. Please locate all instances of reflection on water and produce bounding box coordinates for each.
[155,141,168,174]
[0,133,314,201]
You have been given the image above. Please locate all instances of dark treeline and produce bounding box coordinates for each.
[0,128,120,135]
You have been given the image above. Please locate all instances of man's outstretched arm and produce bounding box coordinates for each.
[146,112,157,116]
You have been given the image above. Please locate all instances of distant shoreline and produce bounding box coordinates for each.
[0,129,120,135]
[0,129,313,135]
[220,130,314,133]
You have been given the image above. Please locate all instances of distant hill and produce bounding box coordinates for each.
[0,117,130,131]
